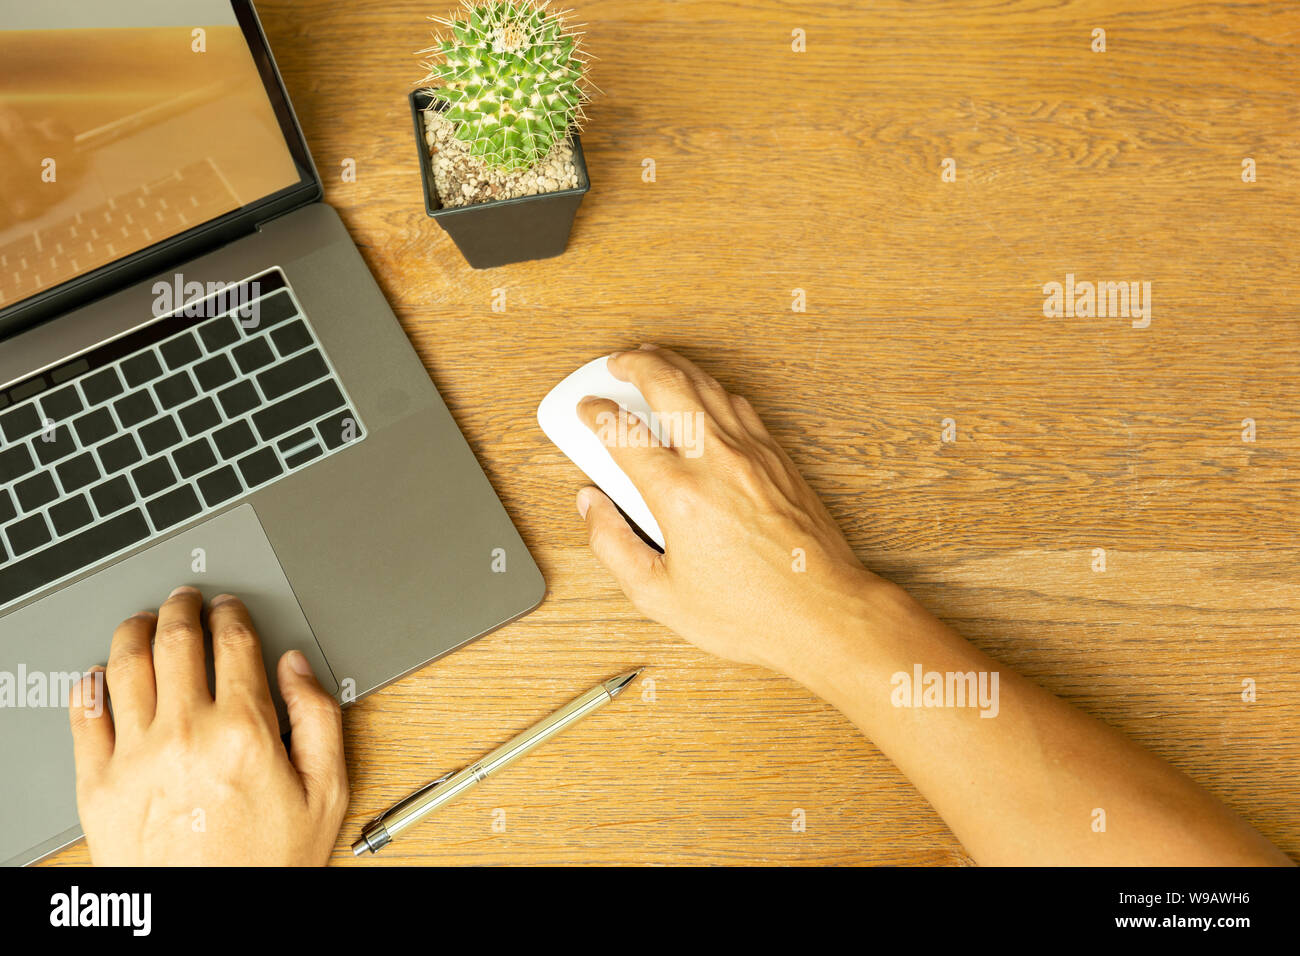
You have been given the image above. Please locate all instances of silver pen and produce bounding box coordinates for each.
[352,667,645,855]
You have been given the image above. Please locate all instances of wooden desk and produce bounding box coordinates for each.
[48,0,1300,865]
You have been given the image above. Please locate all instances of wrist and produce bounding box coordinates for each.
[759,564,907,687]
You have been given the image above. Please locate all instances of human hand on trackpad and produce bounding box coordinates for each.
[68,587,348,865]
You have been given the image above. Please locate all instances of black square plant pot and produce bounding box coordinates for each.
[409,90,590,269]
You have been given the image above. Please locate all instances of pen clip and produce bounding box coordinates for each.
[372,769,455,827]
[415,769,456,796]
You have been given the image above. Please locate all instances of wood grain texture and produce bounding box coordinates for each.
[44,0,1300,865]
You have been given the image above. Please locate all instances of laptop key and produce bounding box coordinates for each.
[81,367,124,405]
[217,380,260,418]
[0,444,35,483]
[285,443,323,469]
[236,447,283,487]
[198,316,240,352]
[178,397,221,437]
[252,379,344,442]
[97,433,143,474]
[132,458,177,498]
[276,428,314,453]
[52,359,88,385]
[73,407,116,446]
[90,476,135,516]
[139,416,183,455]
[241,289,297,333]
[0,490,14,525]
[50,495,94,536]
[33,426,77,465]
[316,409,363,450]
[173,437,217,478]
[232,337,274,374]
[5,514,51,557]
[0,404,41,442]
[0,509,151,606]
[114,390,157,428]
[121,351,163,388]
[14,471,57,511]
[145,484,202,531]
[212,420,257,460]
[55,452,100,493]
[271,319,312,356]
[257,349,327,401]
[197,465,242,507]
[40,386,82,422]
[154,371,197,409]
[13,473,57,515]
[193,354,237,391]
[160,332,202,370]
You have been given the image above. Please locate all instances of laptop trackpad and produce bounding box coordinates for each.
[0,504,337,866]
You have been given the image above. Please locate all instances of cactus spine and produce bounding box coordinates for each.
[419,1,589,173]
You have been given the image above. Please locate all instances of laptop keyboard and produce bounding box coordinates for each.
[0,268,365,611]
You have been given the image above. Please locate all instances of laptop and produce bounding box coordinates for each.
[0,0,544,865]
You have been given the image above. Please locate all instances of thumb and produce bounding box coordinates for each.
[278,650,348,816]
[577,486,664,605]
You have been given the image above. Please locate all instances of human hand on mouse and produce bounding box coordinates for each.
[68,587,348,866]
[576,349,1295,869]
[576,345,894,674]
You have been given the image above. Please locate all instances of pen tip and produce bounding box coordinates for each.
[605,667,646,697]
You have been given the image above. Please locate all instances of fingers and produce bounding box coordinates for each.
[607,345,710,418]
[729,392,774,441]
[68,666,113,778]
[632,345,746,433]
[105,611,158,737]
[277,650,347,817]
[151,585,211,718]
[577,486,665,608]
[576,395,680,494]
[208,594,276,729]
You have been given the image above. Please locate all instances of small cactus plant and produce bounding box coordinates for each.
[418,0,590,174]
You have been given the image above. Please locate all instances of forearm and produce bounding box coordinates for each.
[776,574,1291,866]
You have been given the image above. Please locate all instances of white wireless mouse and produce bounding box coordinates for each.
[537,355,666,549]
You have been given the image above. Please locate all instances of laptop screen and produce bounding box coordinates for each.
[0,0,312,322]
